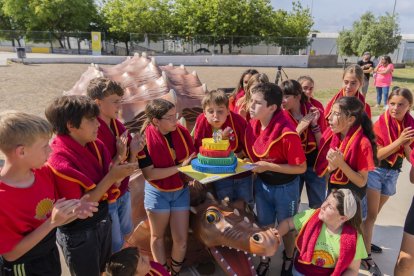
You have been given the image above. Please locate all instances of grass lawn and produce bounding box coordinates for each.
[316,66,414,117]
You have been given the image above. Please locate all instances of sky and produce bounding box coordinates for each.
[271,0,414,34]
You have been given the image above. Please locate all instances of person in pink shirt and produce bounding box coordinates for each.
[374,56,394,108]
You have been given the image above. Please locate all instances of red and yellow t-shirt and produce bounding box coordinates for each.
[0,166,56,254]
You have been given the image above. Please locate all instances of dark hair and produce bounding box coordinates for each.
[106,247,139,276]
[335,97,378,165]
[45,95,99,135]
[251,82,283,109]
[388,87,413,106]
[297,75,314,85]
[382,55,392,65]
[202,89,229,109]
[87,77,124,100]
[232,69,259,96]
[140,99,175,133]
[332,189,362,234]
[280,79,307,104]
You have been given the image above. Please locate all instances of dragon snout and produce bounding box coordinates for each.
[251,233,264,244]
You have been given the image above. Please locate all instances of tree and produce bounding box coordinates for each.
[337,12,401,57]
[171,0,275,54]
[0,0,25,46]
[268,2,313,54]
[103,0,171,48]
[2,0,98,48]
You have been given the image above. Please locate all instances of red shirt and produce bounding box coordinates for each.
[261,133,307,165]
[0,166,56,254]
[97,117,130,196]
[354,136,375,172]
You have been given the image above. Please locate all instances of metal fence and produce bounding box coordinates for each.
[1,30,413,63]
[0,30,106,54]
[129,33,312,55]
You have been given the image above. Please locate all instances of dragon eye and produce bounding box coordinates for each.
[205,210,220,224]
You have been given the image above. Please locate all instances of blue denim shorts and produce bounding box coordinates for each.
[367,167,400,196]
[299,166,327,209]
[361,196,368,221]
[254,176,300,227]
[109,191,134,252]
[213,174,254,208]
[144,181,190,212]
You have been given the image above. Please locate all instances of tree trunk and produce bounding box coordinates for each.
[57,37,64,48]
[77,39,81,54]
[228,43,232,54]
[11,39,15,47]
[125,40,129,56]
[66,37,71,49]
[220,44,223,54]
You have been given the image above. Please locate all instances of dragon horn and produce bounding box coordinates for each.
[206,192,215,200]
[233,209,240,216]
[190,206,197,214]
[244,217,250,223]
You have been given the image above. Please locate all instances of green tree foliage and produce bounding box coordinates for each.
[0,0,24,46]
[268,2,313,54]
[337,12,401,57]
[103,0,171,36]
[2,0,98,48]
[103,0,171,54]
[170,0,309,54]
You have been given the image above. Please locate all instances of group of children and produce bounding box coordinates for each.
[1,64,414,276]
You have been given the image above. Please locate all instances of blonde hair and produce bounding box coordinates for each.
[0,111,52,153]
[236,73,269,112]
[343,65,364,91]
[201,89,229,110]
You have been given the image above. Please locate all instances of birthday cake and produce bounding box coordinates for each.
[191,136,237,174]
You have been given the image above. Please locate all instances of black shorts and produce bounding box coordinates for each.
[2,245,61,276]
[57,215,112,275]
[404,197,414,235]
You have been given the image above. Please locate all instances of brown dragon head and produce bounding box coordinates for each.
[190,193,280,275]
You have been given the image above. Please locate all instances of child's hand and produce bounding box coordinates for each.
[222,127,235,141]
[296,113,314,134]
[116,131,129,162]
[109,162,139,182]
[252,161,269,173]
[326,148,344,168]
[74,194,99,219]
[129,132,146,157]
[181,152,196,167]
[309,107,320,126]
[398,127,414,146]
[50,198,81,227]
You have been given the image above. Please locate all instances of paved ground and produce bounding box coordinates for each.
[1,52,413,276]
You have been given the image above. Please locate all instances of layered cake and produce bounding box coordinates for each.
[191,138,238,174]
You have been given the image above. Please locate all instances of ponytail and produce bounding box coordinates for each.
[336,96,378,166]
[360,112,378,166]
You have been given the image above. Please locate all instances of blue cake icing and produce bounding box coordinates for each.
[191,157,237,174]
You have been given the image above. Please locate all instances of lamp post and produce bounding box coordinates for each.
[392,0,397,17]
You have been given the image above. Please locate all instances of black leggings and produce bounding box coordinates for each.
[404,197,414,235]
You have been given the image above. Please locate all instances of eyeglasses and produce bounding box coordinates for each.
[160,113,179,122]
